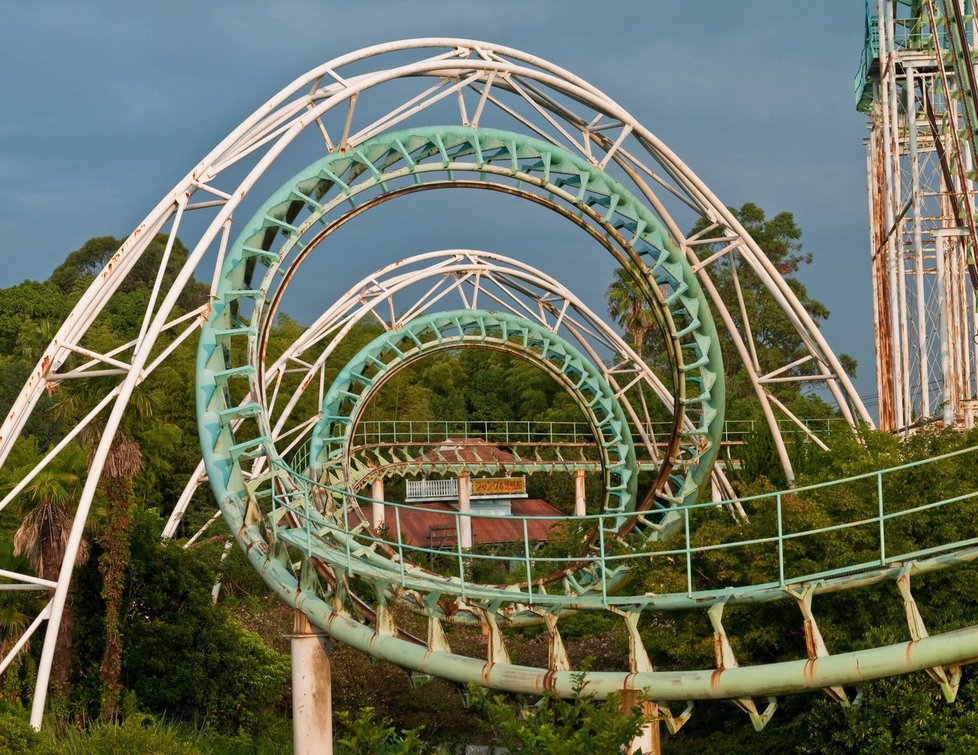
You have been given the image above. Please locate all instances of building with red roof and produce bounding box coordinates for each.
[368,439,571,550]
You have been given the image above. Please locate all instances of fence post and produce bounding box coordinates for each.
[394,506,405,587]
[877,472,886,564]
[684,506,693,596]
[776,493,785,586]
[455,513,466,600]
[598,514,608,604]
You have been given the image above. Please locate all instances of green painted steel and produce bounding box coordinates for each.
[270,442,978,613]
[196,119,978,710]
[308,309,638,525]
[244,444,978,703]
[194,123,757,702]
[197,124,725,520]
[854,3,879,113]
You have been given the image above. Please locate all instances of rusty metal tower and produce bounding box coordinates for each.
[859,0,978,431]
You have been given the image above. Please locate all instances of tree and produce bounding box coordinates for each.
[687,203,852,405]
[0,281,69,355]
[49,234,208,314]
[97,428,145,722]
[607,202,853,424]
[0,543,34,706]
[606,267,658,360]
[50,380,159,721]
[7,442,88,695]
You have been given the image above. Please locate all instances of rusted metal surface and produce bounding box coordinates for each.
[862,1,978,431]
[0,36,883,732]
[290,610,333,755]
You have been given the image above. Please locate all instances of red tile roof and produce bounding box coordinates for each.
[385,498,563,548]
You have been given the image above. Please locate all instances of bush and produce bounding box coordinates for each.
[480,676,647,753]
[69,509,290,734]
[49,716,200,754]
[0,705,41,755]
[334,707,427,754]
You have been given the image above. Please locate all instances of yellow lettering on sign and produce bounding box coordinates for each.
[471,477,526,496]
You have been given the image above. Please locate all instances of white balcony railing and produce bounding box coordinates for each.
[405,478,459,501]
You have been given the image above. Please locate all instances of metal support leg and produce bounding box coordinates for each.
[291,610,332,755]
[371,477,385,530]
[458,471,472,549]
[707,601,778,731]
[896,567,961,702]
[574,468,586,516]
[612,608,660,755]
[622,690,660,755]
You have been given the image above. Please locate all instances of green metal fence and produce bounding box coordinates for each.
[269,442,978,612]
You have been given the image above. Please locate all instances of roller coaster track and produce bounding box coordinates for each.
[3,40,971,740]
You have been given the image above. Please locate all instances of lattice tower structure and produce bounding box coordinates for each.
[858,0,978,431]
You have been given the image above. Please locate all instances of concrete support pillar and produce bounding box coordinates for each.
[291,611,332,755]
[458,471,472,549]
[574,469,586,516]
[370,477,385,530]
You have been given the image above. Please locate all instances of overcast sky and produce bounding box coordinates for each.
[0,1,876,404]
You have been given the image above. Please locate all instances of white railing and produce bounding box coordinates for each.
[406,478,459,501]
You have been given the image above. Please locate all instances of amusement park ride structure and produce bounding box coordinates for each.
[860,0,978,430]
[1,11,978,750]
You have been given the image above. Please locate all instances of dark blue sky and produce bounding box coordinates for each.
[0,2,876,403]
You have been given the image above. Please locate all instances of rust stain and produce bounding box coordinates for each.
[802,620,816,659]
[710,667,724,689]
[712,635,724,664]
[803,658,817,686]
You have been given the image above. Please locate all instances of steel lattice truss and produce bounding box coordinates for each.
[859,1,978,430]
[3,40,945,733]
[163,248,744,541]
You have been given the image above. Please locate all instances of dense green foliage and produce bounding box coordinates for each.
[480,679,646,753]
[608,202,855,427]
[0,235,292,749]
[1,217,977,753]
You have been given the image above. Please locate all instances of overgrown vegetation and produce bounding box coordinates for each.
[1,212,977,753]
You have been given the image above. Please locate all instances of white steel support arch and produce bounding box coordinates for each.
[0,40,868,727]
[162,249,741,541]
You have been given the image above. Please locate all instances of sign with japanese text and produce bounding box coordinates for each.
[471,476,526,497]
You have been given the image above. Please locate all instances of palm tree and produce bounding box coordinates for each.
[97,428,144,721]
[606,268,656,359]
[8,444,87,696]
[50,381,155,721]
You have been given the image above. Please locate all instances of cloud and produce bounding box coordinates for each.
[0,2,880,399]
